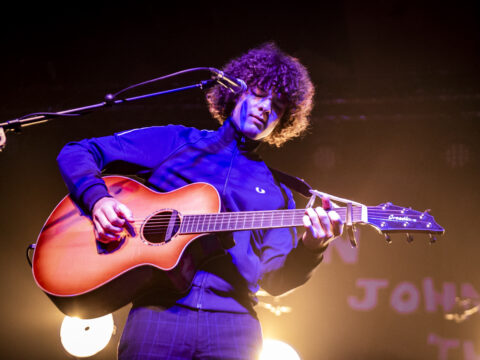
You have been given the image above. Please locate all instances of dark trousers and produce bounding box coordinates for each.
[118,305,263,360]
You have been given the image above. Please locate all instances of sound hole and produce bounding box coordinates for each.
[142,210,181,244]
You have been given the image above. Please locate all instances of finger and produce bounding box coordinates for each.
[313,207,333,238]
[93,219,105,240]
[116,203,134,222]
[97,231,120,243]
[328,210,343,237]
[306,207,326,239]
[322,196,332,211]
[96,210,123,234]
[104,206,126,228]
[93,216,120,243]
[303,214,318,239]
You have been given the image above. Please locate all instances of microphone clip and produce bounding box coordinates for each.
[209,68,247,94]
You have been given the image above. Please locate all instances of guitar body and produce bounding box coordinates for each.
[32,176,224,318]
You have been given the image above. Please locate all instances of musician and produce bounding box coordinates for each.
[57,42,343,360]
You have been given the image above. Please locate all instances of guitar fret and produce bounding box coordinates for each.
[189,215,195,233]
[182,215,189,233]
[192,215,198,233]
[189,215,194,233]
[249,213,255,229]
[206,214,211,232]
[220,213,225,231]
[192,215,199,233]
[188,215,194,233]
[224,214,229,230]
[198,215,203,233]
[244,213,250,230]
[194,215,199,233]
[188,215,192,233]
[195,215,201,233]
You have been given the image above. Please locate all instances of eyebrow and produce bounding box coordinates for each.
[251,88,268,96]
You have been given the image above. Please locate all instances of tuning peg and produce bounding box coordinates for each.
[406,233,414,243]
[381,202,392,210]
[420,209,432,220]
[429,234,437,244]
[384,234,392,244]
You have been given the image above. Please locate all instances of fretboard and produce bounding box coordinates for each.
[179,207,365,234]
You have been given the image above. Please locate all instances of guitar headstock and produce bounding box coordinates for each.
[366,203,444,243]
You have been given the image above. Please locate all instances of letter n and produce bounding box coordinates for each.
[423,277,456,313]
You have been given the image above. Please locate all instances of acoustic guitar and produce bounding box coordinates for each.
[32,176,444,318]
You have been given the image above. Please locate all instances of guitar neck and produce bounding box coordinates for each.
[179,206,366,234]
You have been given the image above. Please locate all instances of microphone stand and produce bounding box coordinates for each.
[0,78,217,152]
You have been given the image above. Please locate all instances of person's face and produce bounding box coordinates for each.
[230,87,287,141]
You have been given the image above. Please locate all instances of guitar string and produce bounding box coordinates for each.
[139,216,395,229]
[137,214,425,228]
[127,207,423,223]
[139,217,417,229]
[141,219,434,234]
[128,209,428,229]
[143,224,437,235]
[140,213,432,233]
[128,208,375,223]
[141,217,307,229]
[139,214,364,228]
[140,215,310,225]
[136,215,344,225]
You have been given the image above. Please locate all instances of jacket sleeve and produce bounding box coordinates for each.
[57,125,187,213]
[258,184,326,296]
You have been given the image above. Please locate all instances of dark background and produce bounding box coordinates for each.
[1,1,479,359]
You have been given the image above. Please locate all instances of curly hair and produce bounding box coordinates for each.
[206,42,315,147]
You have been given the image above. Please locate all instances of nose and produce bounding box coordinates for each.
[258,97,272,119]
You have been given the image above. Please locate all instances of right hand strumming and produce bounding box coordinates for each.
[91,197,134,243]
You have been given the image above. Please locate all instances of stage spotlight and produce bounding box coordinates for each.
[60,314,115,358]
[259,338,301,360]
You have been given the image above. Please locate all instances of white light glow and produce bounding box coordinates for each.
[259,339,301,360]
[60,314,114,358]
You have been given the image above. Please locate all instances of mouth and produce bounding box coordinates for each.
[249,114,265,128]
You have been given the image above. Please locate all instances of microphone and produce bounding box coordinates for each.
[209,68,247,94]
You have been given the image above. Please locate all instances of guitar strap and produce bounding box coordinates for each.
[268,167,312,199]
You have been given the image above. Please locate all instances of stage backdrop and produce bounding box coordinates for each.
[0,2,479,359]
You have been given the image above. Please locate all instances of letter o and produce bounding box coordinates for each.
[390,282,420,314]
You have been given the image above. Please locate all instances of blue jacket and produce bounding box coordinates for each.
[57,118,324,313]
